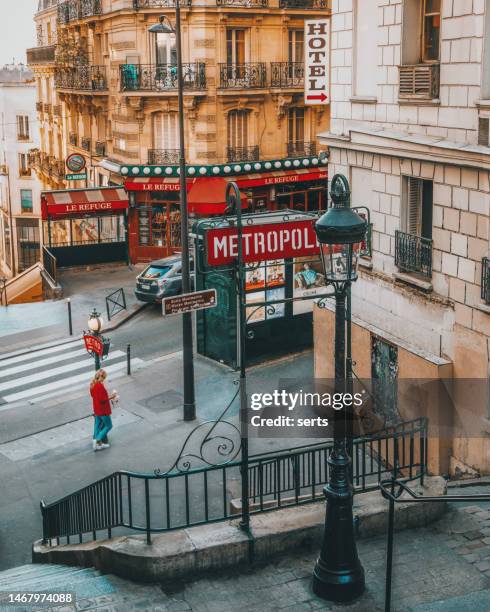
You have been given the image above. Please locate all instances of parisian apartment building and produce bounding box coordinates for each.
[314,0,490,478]
[28,0,331,269]
[0,63,42,277]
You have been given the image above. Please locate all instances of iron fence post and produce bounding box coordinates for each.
[384,490,395,612]
[67,298,73,335]
[127,344,131,376]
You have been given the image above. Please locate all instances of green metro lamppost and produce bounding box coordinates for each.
[312,174,367,602]
[149,7,196,421]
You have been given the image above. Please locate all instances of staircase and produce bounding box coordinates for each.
[0,564,165,611]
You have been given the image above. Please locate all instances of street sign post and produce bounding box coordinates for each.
[305,19,330,106]
[162,289,217,317]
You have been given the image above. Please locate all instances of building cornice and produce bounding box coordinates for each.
[318,128,490,171]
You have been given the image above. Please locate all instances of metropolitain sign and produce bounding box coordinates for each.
[206,220,320,266]
[304,19,330,106]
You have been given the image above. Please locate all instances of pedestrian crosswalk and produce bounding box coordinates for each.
[0,338,142,407]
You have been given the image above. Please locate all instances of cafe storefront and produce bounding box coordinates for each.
[41,187,129,267]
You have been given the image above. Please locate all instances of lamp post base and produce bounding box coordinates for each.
[313,556,365,603]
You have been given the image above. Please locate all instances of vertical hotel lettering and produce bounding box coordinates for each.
[305,19,330,105]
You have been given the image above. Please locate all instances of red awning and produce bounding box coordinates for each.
[187,177,248,215]
[41,187,129,220]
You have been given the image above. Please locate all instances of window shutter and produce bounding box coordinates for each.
[478,117,489,147]
[407,177,421,236]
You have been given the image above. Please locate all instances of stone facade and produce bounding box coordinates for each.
[316,0,490,477]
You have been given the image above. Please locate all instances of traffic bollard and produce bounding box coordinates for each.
[127,344,131,375]
[67,298,73,336]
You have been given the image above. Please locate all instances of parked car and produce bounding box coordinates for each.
[135,256,194,304]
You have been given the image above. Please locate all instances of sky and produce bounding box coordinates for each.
[0,0,37,66]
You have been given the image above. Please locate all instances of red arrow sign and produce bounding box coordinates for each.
[306,93,328,102]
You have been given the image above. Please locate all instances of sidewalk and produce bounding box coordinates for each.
[0,264,145,355]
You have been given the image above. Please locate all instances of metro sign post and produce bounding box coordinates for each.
[305,19,330,106]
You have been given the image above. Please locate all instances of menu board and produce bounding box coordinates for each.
[138,207,150,246]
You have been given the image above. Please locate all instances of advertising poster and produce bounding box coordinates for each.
[293,256,328,315]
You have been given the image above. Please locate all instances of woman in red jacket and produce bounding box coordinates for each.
[90,369,117,451]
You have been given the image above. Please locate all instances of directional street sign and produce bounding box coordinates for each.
[66,172,87,181]
[162,289,217,317]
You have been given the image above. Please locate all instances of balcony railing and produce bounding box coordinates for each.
[120,63,206,92]
[217,0,268,5]
[70,133,78,147]
[271,62,304,88]
[53,105,62,116]
[481,258,490,304]
[360,222,373,258]
[26,45,56,65]
[55,66,108,91]
[227,145,260,163]
[81,137,91,152]
[395,230,433,279]
[43,103,52,114]
[279,0,330,7]
[51,159,66,178]
[132,0,192,6]
[57,0,102,24]
[399,64,440,100]
[148,149,180,164]
[95,141,106,157]
[36,102,43,112]
[287,141,316,157]
[219,63,267,89]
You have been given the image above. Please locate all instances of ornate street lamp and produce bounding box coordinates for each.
[88,309,104,371]
[149,9,196,421]
[312,174,367,602]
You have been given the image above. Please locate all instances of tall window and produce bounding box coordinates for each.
[17,116,30,141]
[156,32,176,65]
[404,177,433,240]
[17,219,40,272]
[18,153,31,177]
[288,30,304,63]
[228,110,249,151]
[20,189,33,213]
[288,108,305,145]
[152,112,179,156]
[422,0,441,62]
[354,0,378,97]
[226,29,246,64]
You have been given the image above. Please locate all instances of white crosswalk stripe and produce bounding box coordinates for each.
[0,339,141,406]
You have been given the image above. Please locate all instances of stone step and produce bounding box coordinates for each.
[0,564,97,588]
[0,571,108,595]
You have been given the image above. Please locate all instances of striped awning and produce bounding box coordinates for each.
[41,187,128,220]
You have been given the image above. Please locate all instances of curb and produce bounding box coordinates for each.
[32,477,446,583]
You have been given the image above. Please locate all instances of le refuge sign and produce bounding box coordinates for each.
[305,19,330,106]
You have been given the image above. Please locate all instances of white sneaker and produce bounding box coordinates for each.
[92,439,97,451]
[94,443,103,452]
[100,443,110,449]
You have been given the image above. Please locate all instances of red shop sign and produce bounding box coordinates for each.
[84,334,104,356]
[206,219,320,266]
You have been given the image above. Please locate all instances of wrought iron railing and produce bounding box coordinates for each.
[36,102,43,112]
[55,65,107,91]
[219,63,267,89]
[43,103,52,114]
[81,137,91,152]
[120,63,206,92]
[227,145,260,162]
[133,0,192,6]
[40,417,427,546]
[95,141,106,157]
[395,230,433,279]
[148,149,180,164]
[279,0,330,7]
[69,132,78,147]
[42,246,57,285]
[271,62,304,87]
[399,64,440,100]
[360,222,373,258]
[51,159,65,178]
[481,257,490,304]
[26,45,56,65]
[217,0,268,5]
[53,105,62,117]
[287,140,317,157]
[57,0,102,24]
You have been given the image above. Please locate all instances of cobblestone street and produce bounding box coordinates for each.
[31,485,490,612]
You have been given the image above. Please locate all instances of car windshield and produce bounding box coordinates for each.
[141,265,171,280]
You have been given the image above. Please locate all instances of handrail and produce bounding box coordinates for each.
[380,477,490,612]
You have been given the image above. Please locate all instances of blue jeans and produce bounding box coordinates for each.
[94,415,113,443]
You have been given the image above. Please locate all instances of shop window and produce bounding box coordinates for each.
[138,203,181,249]
[72,218,99,244]
[44,219,71,246]
[20,189,33,212]
[17,115,29,141]
[100,215,124,243]
[288,30,304,63]
[16,219,40,272]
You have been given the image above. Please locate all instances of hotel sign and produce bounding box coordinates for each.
[206,220,320,266]
[304,19,330,105]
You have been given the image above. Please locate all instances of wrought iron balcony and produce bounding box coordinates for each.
[43,103,52,114]
[120,63,206,92]
[132,0,192,6]
[287,141,316,157]
[279,0,330,7]
[81,137,91,152]
[95,141,106,157]
[395,230,433,279]
[360,223,373,259]
[399,64,440,100]
[26,45,56,65]
[51,159,66,178]
[271,62,304,88]
[216,0,268,6]
[55,66,108,91]
[227,145,259,163]
[57,0,102,24]
[148,149,180,164]
[219,63,267,89]
[481,258,490,304]
[70,133,78,147]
